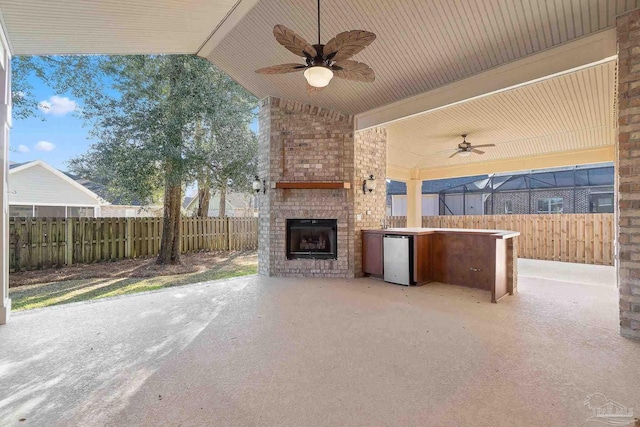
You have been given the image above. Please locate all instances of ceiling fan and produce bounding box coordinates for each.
[442,134,496,158]
[255,0,376,94]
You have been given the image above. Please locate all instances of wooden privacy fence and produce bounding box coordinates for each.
[9,217,258,272]
[386,216,407,228]
[420,214,615,266]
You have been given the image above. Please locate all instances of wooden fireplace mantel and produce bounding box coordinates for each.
[271,181,351,189]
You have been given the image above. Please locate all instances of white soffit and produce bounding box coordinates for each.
[207,0,639,115]
[385,61,616,171]
[0,0,242,55]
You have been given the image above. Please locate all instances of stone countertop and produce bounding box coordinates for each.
[362,227,520,239]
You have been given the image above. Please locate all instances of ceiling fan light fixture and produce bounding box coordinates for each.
[459,151,472,157]
[304,66,334,87]
[255,0,376,91]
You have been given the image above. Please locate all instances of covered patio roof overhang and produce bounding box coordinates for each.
[197,0,621,181]
[0,0,637,338]
[0,0,622,179]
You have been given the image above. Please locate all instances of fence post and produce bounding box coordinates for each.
[9,218,18,272]
[226,217,231,251]
[125,218,134,259]
[65,218,74,266]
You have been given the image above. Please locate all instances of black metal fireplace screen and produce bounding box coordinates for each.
[286,219,337,260]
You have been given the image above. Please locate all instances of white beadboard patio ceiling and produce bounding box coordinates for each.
[206,0,638,115]
[0,0,624,171]
[0,0,240,55]
[385,61,616,170]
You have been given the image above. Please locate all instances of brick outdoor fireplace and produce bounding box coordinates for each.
[257,97,387,278]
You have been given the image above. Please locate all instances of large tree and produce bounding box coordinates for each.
[42,55,256,264]
[190,120,258,217]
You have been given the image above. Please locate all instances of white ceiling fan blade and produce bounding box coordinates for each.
[471,144,496,148]
[448,150,461,158]
[471,149,485,155]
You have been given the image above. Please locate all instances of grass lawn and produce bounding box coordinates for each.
[9,252,257,311]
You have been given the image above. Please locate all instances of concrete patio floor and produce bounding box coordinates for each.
[0,260,638,427]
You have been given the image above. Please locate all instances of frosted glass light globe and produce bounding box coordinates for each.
[367,176,377,191]
[304,66,334,88]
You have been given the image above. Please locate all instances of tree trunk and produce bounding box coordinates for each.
[157,177,182,265]
[196,184,210,217]
[157,57,184,265]
[219,185,227,218]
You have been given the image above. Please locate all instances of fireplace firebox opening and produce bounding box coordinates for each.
[286,219,338,260]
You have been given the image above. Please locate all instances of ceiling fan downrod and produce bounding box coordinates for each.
[317,0,321,45]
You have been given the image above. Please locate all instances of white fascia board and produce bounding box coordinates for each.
[6,161,35,174]
[355,29,617,131]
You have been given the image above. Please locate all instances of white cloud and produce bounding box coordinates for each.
[17,144,29,153]
[38,95,77,116]
[35,141,55,152]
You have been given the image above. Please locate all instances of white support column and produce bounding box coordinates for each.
[406,171,422,228]
[0,24,11,325]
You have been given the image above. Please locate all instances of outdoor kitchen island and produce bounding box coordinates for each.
[362,228,520,302]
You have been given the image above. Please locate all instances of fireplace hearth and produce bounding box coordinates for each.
[286,219,337,260]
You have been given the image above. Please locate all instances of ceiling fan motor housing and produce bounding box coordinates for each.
[306,44,333,67]
[459,141,471,151]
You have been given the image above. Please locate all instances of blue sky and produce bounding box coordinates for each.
[10,78,96,170]
[10,63,259,178]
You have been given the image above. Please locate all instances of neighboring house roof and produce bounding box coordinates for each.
[9,160,108,204]
[62,171,113,202]
[8,161,30,170]
[184,195,198,212]
[183,196,194,209]
[62,171,148,206]
[386,175,489,196]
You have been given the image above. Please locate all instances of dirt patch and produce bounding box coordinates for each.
[10,251,257,287]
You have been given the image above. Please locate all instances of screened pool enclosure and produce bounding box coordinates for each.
[438,164,614,216]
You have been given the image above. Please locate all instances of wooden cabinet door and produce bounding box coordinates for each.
[443,234,472,286]
[432,233,492,288]
[467,237,495,291]
[362,232,384,275]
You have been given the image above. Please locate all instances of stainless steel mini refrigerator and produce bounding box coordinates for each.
[383,234,414,285]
